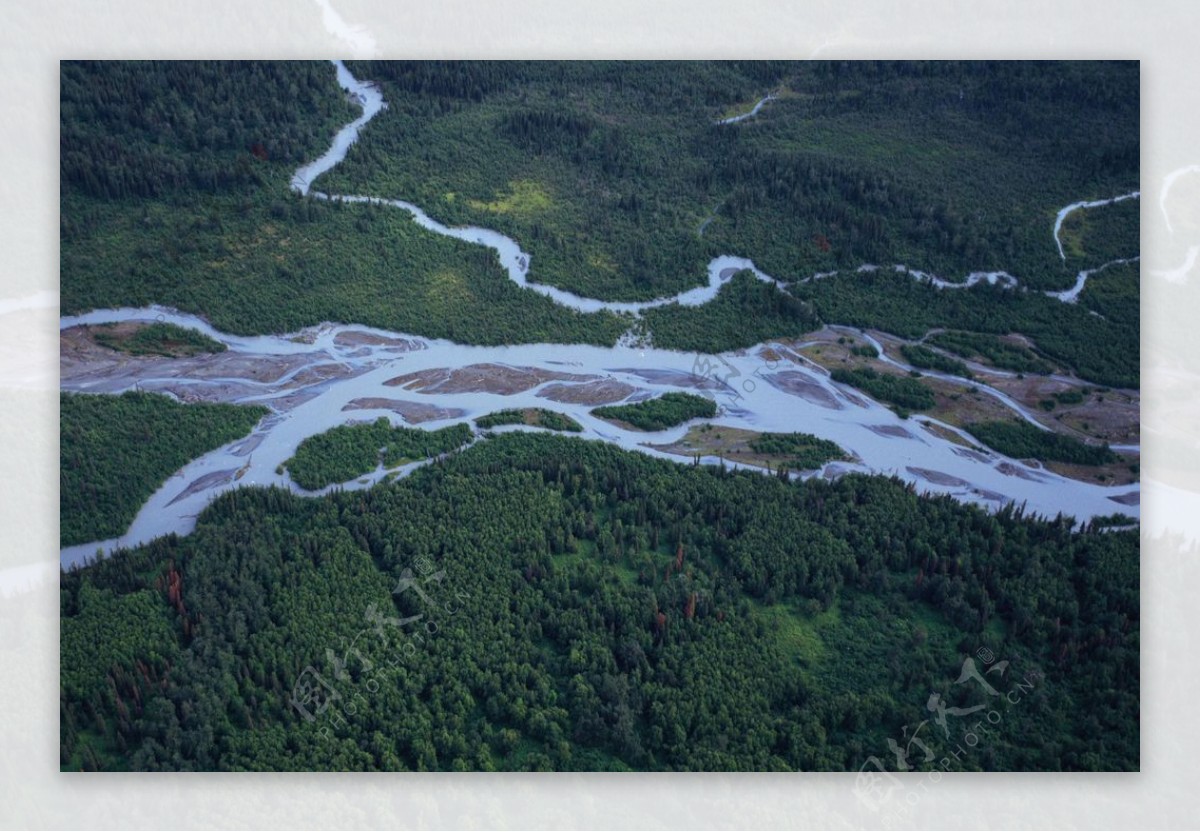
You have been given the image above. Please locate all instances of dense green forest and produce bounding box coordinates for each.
[1073,260,1140,341]
[1089,512,1137,529]
[61,61,354,200]
[964,420,1118,466]
[592,393,718,431]
[60,61,1139,388]
[284,419,474,490]
[746,432,848,470]
[92,322,227,357]
[476,408,583,433]
[641,272,820,353]
[60,392,267,546]
[829,367,936,413]
[60,433,1138,771]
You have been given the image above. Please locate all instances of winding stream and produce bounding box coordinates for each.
[299,61,1137,318]
[1054,190,1140,260]
[59,61,1141,566]
[1046,256,1140,304]
[716,92,778,125]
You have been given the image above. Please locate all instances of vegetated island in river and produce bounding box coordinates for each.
[649,425,850,474]
[283,418,473,490]
[476,408,584,433]
[90,322,228,358]
[592,392,718,432]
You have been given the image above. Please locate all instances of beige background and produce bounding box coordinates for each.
[3,0,1195,827]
